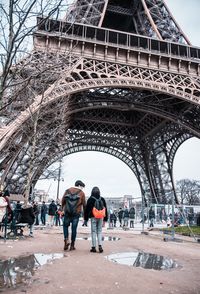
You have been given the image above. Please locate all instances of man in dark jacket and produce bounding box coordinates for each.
[41,201,48,225]
[14,201,22,223]
[123,207,129,228]
[118,208,123,227]
[149,207,155,227]
[129,206,135,228]
[32,201,40,225]
[61,180,86,251]
[48,200,57,226]
[19,203,35,237]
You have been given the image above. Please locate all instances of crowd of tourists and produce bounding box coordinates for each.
[1,183,200,253]
[0,181,108,253]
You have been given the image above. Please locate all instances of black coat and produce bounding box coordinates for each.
[41,204,48,215]
[48,202,57,216]
[129,207,135,219]
[18,206,35,225]
[149,209,155,219]
[84,195,108,222]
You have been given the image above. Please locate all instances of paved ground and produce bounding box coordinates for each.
[0,222,200,294]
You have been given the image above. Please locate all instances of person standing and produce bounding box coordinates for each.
[40,201,48,225]
[14,201,22,223]
[48,200,57,226]
[61,180,86,251]
[32,201,40,226]
[118,208,123,227]
[19,202,35,237]
[123,206,129,229]
[0,190,13,232]
[3,190,13,222]
[129,206,135,228]
[109,211,116,228]
[55,204,62,226]
[84,186,108,253]
[149,207,155,228]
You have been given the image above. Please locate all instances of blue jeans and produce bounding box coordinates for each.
[123,217,129,227]
[41,213,46,225]
[63,215,79,242]
[150,218,154,227]
[91,217,103,247]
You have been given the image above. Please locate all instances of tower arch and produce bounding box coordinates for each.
[1,0,200,204]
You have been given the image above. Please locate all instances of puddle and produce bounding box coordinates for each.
[0,253,63,289]
[106,252,179,270]
[77,236,120,241]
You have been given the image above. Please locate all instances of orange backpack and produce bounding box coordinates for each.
[92,196,106,219]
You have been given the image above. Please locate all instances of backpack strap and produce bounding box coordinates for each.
[91,196,101,201]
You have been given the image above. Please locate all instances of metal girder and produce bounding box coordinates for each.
[0,1,200,203]
[1,85,199,201]
[66,0,190,43]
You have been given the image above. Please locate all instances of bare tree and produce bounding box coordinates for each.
[0,0,68,107]
[0,0,74,205]
[176,179,200,205]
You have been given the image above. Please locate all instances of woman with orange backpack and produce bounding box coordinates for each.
[84,187,108,253]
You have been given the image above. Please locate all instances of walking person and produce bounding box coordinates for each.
[40,201,48,225]
[84,186,108,253]
[61,180,86,251]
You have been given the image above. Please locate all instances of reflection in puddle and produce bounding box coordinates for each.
[77,236,120,241]
[106,252,179,270]
[0,253,63,289]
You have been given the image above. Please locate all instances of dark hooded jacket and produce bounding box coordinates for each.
[84,194,108,222]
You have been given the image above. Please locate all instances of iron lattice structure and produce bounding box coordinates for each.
[1,0,200,203]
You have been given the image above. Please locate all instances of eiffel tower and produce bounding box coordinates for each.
[0,0,200,203]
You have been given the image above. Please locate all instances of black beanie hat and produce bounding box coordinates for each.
[75,180,85,188]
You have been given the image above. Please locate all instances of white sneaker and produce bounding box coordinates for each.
[29,233,34,237]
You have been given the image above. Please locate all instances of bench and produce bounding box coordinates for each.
[12,222,29,237]
[0,221,29,238]
[1,207,35,239]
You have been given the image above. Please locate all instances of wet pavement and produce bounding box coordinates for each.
[0,223,199,294]
[0,250,179,290]
[106,251,179,270]
[0,253,63,290]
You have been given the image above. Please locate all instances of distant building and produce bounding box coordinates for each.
[33,189,49,202]
[9,194,24,202]
[105,195,135,210]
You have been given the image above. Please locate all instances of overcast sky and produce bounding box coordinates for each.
[36,0,200,200]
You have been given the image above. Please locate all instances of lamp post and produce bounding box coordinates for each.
[55,159,64,202]
[171,191,175,240]
[141,192,145,233]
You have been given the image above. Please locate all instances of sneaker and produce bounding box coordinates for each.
[29,233,34,237]
[90,247,96,253]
